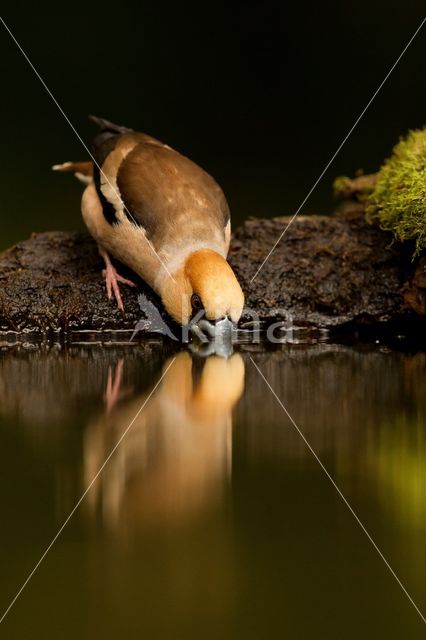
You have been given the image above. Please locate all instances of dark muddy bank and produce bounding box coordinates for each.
[0,209,424,343]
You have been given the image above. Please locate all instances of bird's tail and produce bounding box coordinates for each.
[52,117,131,183]
[52,161,93,185]
[88,115,133,134]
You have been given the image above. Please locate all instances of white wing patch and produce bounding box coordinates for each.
[99,141,137,215]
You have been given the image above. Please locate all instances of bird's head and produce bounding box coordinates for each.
[160,249,244,329]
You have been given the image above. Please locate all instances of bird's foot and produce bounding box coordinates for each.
[100,250,136,312]
[104,359,132,413]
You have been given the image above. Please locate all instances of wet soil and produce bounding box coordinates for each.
[0,209,424,342]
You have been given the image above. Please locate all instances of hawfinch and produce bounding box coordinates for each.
[53,116,244,329]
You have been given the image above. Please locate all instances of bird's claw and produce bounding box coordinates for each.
[102,266,136,312]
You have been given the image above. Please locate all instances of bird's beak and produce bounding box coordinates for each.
[189,317,235,354]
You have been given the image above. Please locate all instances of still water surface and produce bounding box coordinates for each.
[0,341,425,638]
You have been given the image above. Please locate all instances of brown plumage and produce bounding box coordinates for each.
[84,352,245,528]
[54,116,244,325]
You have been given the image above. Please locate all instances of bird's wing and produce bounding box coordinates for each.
[115,143,230,243]
[90,118,230,246]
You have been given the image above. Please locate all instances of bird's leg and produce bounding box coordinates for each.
[104,359,133,413]
[99,248,136,312]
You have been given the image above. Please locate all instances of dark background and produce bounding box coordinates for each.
[0,2,425,250]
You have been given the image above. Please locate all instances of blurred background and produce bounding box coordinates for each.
[0,1,425,250]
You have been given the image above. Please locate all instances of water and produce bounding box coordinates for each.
[0,341,425,638]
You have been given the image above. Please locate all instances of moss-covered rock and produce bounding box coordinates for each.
[365,129,426,256]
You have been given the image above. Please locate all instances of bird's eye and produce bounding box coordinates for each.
[191,293,203,311]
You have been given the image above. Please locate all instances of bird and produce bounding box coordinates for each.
[53,116,244,330]
[84,352,245,529]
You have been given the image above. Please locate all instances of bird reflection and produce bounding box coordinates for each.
[83,352,245,533]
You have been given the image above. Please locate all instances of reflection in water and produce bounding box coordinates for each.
[0,343,425,638]
[0,344,424,534]
[0,344,424,532]
[237,348,426,528]
[84,353,245,530]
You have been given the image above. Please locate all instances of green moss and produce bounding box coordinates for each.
[333,175,352,198]
[365,128,426,256]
